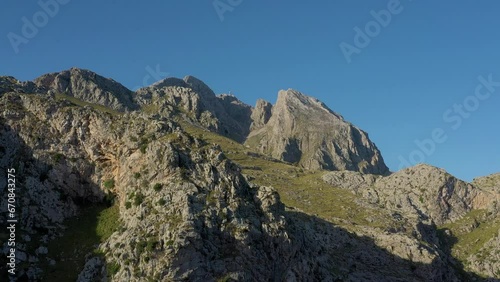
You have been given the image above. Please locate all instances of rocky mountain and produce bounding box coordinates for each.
[135,75,252,143]
[249,99,272,131]
[0,76,42,95]
[322,164,494,225]
[246,89,389,174]
[135,75,388,175]
[0,68,498,281]
[33,68,137,112]
[323,164,500,278]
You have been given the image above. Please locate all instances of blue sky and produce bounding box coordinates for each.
[2,0,500,181]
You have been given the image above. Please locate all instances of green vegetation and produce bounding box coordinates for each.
[179,120,399,232]
[107,261,120,279]
[134,192,145,206]
[139,136,150,154]
[125,201,132,209]
[157,198,166,206]
[136,241,147,255]
[217,274,232,282]
[438,209,500,265]
[134,172,141,179]
[52,153,64,163]
[140,143,148,154]
[42,203,122,281]
[55,93,120,116]
[146,239,158,252]
[153,183,163,191]
[103,179,115,189]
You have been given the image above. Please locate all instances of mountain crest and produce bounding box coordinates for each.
[34,67,137,111]
[246,89,388,174]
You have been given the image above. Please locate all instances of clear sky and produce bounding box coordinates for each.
[2,1,500,181]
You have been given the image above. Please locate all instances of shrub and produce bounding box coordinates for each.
[136,241,147,255]
[103,179,115,189]
[140,144,147,154]
[153,183,163,192]
[146,240,158,252]
[157,199,166,206]
[133,172,141,179]
[125,202,132,209]
[134,192,145,206]
[53,153,64,163]
[104,193,116,205]
[107,262,120,278]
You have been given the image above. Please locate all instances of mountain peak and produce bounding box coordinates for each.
[34,68,136,111]
[276,89,343,120]
[246,89,388,174]
[183,75,216,98]
[151,77,189,89]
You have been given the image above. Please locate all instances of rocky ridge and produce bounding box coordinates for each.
[246,89,389,174]
[322,164,500,278]
[0,90,457,281]
[33,68,137,112]
[0,68,498,281]
[135,76,389,175]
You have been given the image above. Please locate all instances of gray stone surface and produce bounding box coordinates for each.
[246,89,389,174]
[34,67,137,111]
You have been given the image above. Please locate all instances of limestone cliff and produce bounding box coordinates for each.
[246,89,389,174]
[34,68,137,111]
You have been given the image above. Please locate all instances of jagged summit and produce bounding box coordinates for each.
[0,76,42,94]
[322,162,493,225]
[246,89,389,174]
[150,77,189,89]
[7,68,389,175]
[277,89,344,119]
[34,67,137,111]
[182,75,221,101]
[1,67,499,280]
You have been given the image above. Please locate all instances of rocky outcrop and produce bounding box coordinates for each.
[1,91,460,281]
[246,89,389,174]
[250,99,272,130]
[0,76,42,95]
[323,164,483,225]
[3,68,498,281]
[218,94,253,133]
[34,68,137,111]
[136,76,252,142]
[472,173,500,209]
[136,76,388,175]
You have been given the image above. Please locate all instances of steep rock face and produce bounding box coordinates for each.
[136,76,253,142]
[323,164,480,225]
[218,94,253,134]
[34,68,137,111]
[137,77,388,175]
[472,173,500,209]
[0,76,42,95]
[250,99,272,130]
[246,89,389,174]
[374,165,476,225]
[1,92,460,282]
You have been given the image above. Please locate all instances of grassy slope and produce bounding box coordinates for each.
[181,119,500,279]
[180,120,398,231]
[438,209,500,275]
[42,203,121,281]
[55,93,121,116]
[32,93,497,279]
